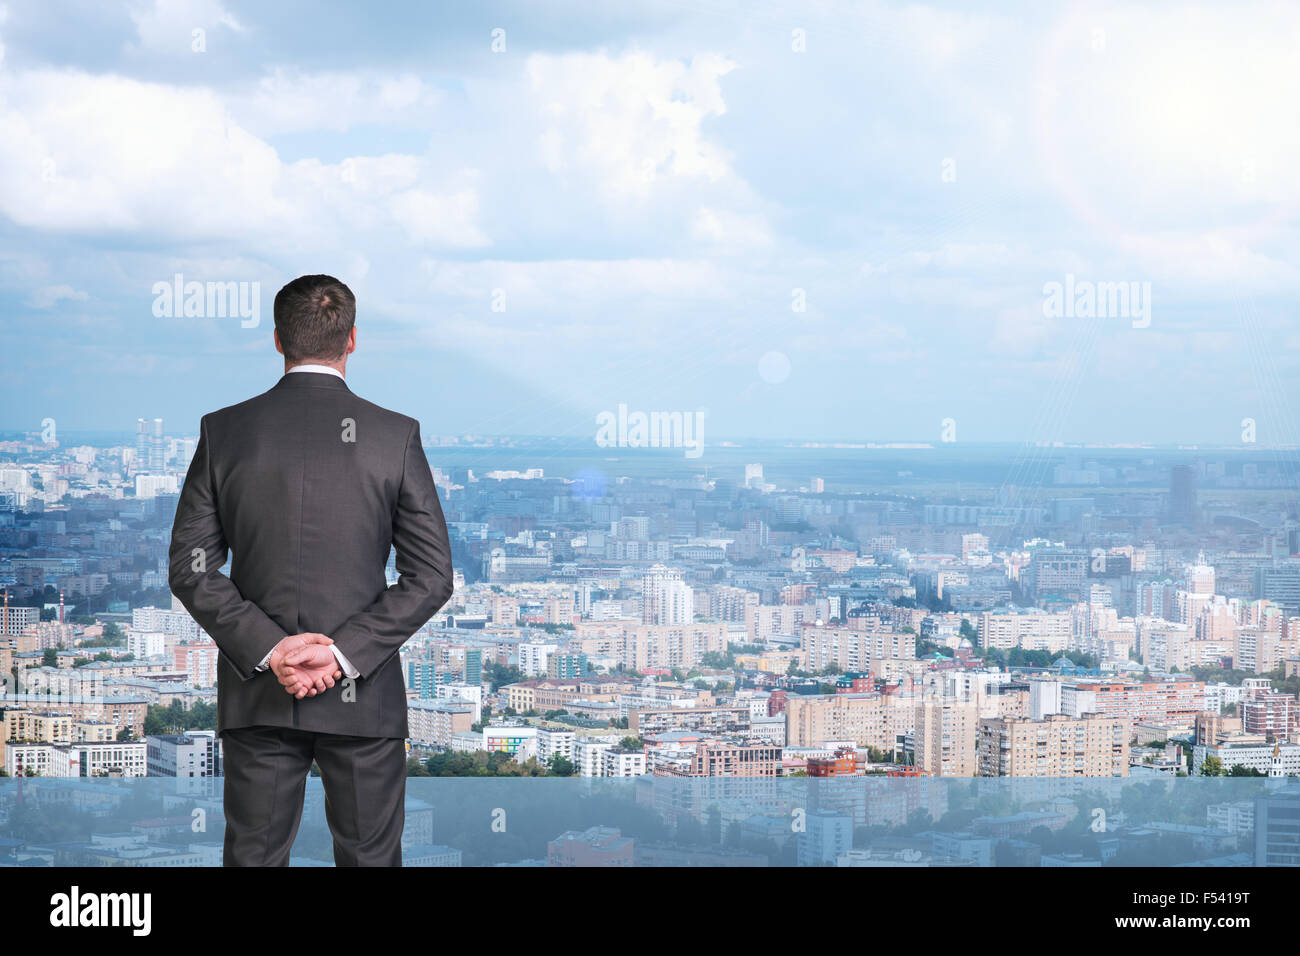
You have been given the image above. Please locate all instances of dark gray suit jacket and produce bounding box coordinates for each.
[168,371,453,738]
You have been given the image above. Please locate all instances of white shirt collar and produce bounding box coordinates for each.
[286,364,344,380]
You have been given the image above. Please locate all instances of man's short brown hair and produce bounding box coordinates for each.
[273,275,356,364]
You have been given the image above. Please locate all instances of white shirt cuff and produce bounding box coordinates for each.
[254,649,274,672]
[330,645,359,679]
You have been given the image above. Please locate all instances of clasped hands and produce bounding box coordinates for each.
[269,633,343,699]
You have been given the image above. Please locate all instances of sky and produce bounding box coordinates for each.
[2,0,1300,447]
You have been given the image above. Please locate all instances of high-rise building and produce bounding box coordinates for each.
[1169,464,1197,525]
[134,417,165,473]
[135,418,149,474]
[463,648,483,685]
[150,417,165,472]
[914,699,979,777]
[641,564,693,625]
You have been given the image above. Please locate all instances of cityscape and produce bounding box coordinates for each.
[3,420,1300,867]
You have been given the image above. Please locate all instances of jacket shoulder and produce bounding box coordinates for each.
[200,385,418,437]
[199,389,277,431]
[351,395,416,428]
[349,396,420,441]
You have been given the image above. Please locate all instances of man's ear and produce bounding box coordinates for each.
[346,326,357,356]
[273,329,284,355]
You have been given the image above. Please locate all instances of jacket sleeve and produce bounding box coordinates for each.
[330,420,454,680]
[168,415,288,680]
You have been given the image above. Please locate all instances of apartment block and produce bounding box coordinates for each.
[784,693,913,753]
[914,698,979,777]
[977,713,1130,777]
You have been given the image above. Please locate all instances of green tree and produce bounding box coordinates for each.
[485,661,524,692]
[1227,764,1265,777]
[143,700,217,735]
[548,754,576,776]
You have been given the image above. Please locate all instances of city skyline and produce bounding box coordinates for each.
[6,375,1300,877]
[15,419,1300,452]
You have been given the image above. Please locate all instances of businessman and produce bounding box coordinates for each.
[168,274,454,866]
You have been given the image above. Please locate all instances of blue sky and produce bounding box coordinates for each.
[2,0,1300,446]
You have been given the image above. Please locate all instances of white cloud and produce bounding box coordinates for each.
[0,69,488,251]
[526,50,737,200]
[0,70,287,235]
[521,49,774,252]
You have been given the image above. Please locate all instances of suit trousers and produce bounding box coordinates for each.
[220,725,407,866]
